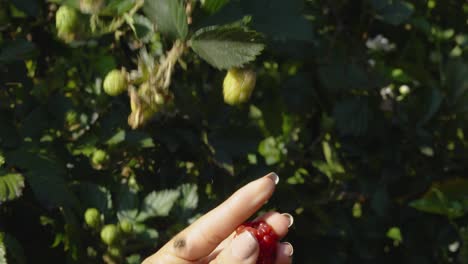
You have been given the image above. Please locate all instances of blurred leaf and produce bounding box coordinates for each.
[106,130,155,148]
[143,0,188,40]
[372,187,390,217]
[373,0,414,26]
[318,62,368,92]
[10,0,40,17]
[117,184,139,221]
[0,172,24,204]
[190,25,265,69]
[137,189,180,221]
[102,0,135,15]
[179,183,198,210]
[133,223,159,243]
[417,87,443,127]
[202,0,230,14]
[446,59,468,112]
[240,0,314,41]
[0,39,36,64]
[72,182,113,216]
[258,137,284,165]
[409,178,468,219]
[6,148,78,210]
[0,233,5,264]
[126,254,142,264]
[333,97,371,137]
[3,233,26,264]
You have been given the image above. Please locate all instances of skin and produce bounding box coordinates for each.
[143,173,294,264]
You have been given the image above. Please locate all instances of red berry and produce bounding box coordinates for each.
[235,220,278,264]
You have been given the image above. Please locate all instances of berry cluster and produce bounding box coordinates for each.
[236,221,278,264]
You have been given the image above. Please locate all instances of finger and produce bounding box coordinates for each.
[256,212,294,240]
[274,242,294,264]
[211,231,259,264]
[169,172,279,260]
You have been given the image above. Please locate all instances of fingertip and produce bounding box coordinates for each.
[265,172,279,185]
[275,242,293,264]
[261,212,291,239]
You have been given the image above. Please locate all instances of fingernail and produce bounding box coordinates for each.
[282,242,294,257]
[232,232,258,260]
[266,172,279,185]
[282,213,294,228]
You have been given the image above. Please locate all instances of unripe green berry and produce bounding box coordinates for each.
[100,224,119,245]
[56,6,79,36]
[103,69,128,96]
[118,219,133,234]
[91,149,109,165]
[108,246,122,258]
[84,208,101,228]
[223,68,256,105]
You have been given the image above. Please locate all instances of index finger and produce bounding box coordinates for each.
[169,172,278,261]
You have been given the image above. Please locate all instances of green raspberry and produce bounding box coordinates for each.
[103,69,128,96]
[223,68,257,105]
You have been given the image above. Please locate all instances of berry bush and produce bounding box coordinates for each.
[0,0,468,263]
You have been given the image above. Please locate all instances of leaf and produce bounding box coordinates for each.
[318,62,368,92]
[133,224,159,244]
[241,0,314,42]
[190,25,265,69]
[202,0,230,14]
[6,148,78,210]
[143,0,188,40]
[417,87,443,127]
[373,0,414,26]
[10,0,40,17]
[409,178,468,219]
[3,233,26,264]
[137,189,180,221]
[179,183,198,211]
[106,130,155,148]
[0,172,25,204]
[72,182,113,216]
[0,233,6,264]
[333,97,371,137]
[0,39,36,64]
[117,184,139,221]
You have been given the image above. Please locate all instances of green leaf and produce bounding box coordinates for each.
[0,172,24,204]
[137,189,180,221]
[6,148,78,209]
[72,182,113,216]
[417,87,443,127]
[0,233,6,264]
[333,98,371,137]
[179,183,198,211]
[117,184,139,221]
[373,1,414,26]
[0,39,36,64]
[3,233,26,264]
[409,178,468,219]
[143,0,188,40]
[190,25,265,69]
[106,130,155,148]
[133,224,159,244]
[202,0,230,14]
[10,0,40,17]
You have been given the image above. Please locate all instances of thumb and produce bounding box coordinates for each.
[214,231,259,264]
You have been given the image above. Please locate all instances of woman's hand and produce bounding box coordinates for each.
[143,172,294,264]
